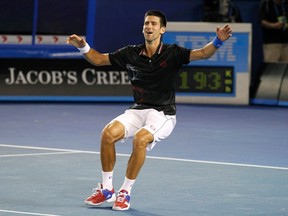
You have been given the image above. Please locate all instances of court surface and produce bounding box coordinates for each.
[0,103,288,216]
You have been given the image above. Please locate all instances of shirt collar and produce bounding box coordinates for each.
[139,42,164,56]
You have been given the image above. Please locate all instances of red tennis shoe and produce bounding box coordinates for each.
[84,183,116,206]
[112,190,131,211]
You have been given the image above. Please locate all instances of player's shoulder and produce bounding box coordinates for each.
[119,44,142,53]
[126,44,142,50]
[114,44,142,55]
[163,43,184,48]
[163,43,190,52]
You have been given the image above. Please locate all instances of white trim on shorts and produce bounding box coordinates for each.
[111,108,176,151]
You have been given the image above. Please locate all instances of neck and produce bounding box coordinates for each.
[144,39,161,58]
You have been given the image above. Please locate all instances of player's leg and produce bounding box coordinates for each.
[113,109,176,211]
[112,128,152,211]
[126,128,153,179]
[85,120,125,206]
[101,121,126,172]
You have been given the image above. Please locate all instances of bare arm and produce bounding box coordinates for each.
[189,24,232,61]
[66,34,111,66]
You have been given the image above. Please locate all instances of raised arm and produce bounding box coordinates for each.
[189,24,232,61]
[66,34,111,66]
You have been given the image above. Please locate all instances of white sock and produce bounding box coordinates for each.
[119,177,135,194]
[102,171,113,190]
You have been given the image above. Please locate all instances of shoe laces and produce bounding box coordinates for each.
[116,190,130,202]
[116,194,125,202]
[91,183,103,196]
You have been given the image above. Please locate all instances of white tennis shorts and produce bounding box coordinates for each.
[112,108,176,151]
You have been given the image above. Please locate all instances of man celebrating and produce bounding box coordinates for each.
[67,10,232,211]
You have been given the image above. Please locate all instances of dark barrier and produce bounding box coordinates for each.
[0,58,133,101]
[251,63,288,106]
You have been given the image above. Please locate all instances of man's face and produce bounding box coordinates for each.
[143,15,166,43]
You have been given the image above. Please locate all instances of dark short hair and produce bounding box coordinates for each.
[144,10,167,27]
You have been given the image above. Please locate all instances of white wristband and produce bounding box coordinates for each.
[78,43,90,54]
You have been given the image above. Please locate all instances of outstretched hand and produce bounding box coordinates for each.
[66,34,86,48]
[216,24,232,42]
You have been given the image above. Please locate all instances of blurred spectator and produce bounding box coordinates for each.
[202,0,242,23]
[259,0,288,63]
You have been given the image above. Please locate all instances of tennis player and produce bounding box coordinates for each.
[66,10,232,211]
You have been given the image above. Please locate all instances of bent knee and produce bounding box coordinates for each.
[133,129,154,150]
[101,121,125,144]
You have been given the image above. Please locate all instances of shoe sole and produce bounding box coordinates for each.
[112,202,130,211]
[112,206,130,211]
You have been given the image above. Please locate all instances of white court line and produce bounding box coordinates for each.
[0,151,79,158]
[0,144,82,153]
[146,155,288,171]
[1,143,288,171]
[0,209,60,216]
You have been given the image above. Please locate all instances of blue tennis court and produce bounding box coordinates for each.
[0,103,287,216]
